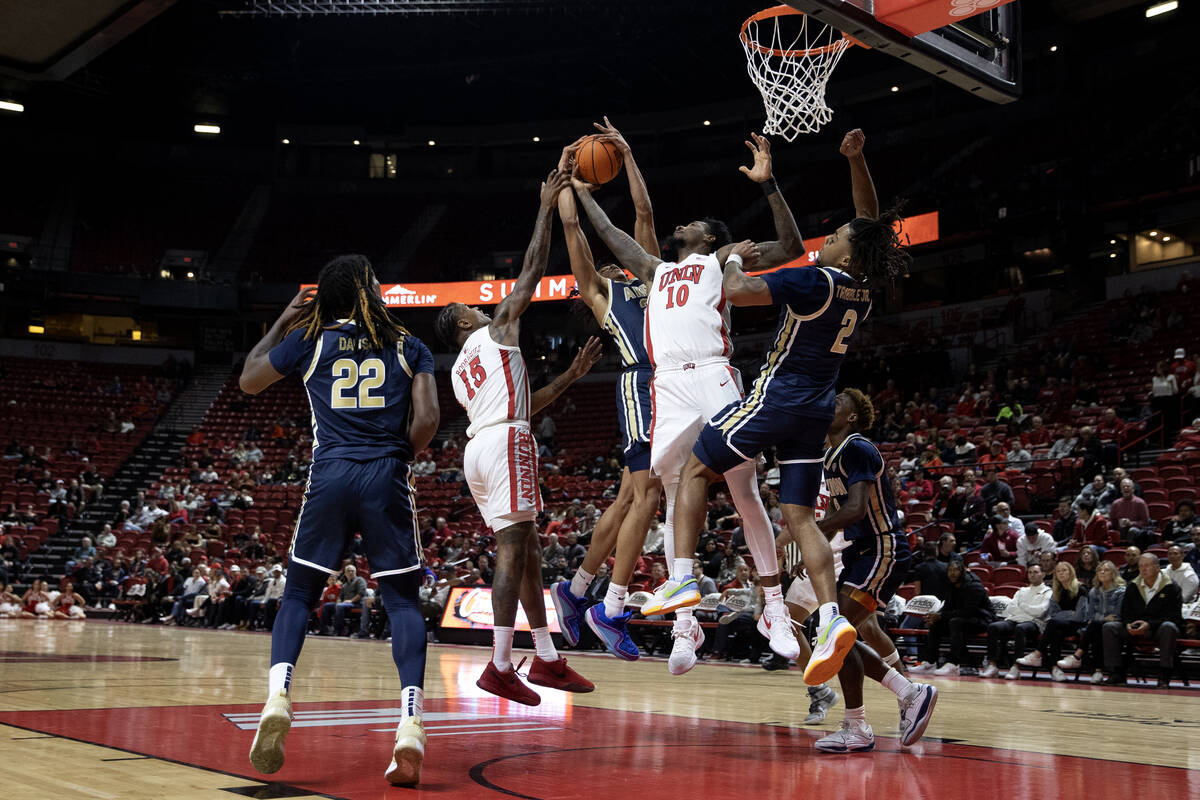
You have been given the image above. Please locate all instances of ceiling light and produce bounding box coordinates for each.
[27,325,43,334]
[890,85,900,92]
[1146,1,1178,17]
[352,139,360,145]
[532,136,540,142]
[1049,45,1058,52]
[186,271,195,279]
[281,138,290,144]
[194,124,220,135]
[1162,236,1172,242]
[427,139,436,146]
[1149,230,1158,237]
[1109,239,1116,244]
[703,120,711,126]
[1109,253,1117,259]
[0,100,24,113]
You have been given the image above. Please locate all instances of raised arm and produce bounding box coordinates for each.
[720,133,805,269]
[557,142,608,315]
[722,241,775,307]
[593,116,658,257]
[840,128,878,220]
[572,178,662,286]
[491,169,571,344]
[531,337,602,416]
[239,287,315,395]
[407,372,440,453]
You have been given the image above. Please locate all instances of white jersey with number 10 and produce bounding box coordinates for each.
[644,253,732,368]
[451,327,531,438]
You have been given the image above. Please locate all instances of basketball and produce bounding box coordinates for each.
[575,135,624,185]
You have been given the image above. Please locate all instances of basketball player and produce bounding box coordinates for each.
[435,169,598,705]
[812,389,938,752]
[239,255,440,786]
[671,129,909,685]
[550,127,666,660]
[571,132,806,675]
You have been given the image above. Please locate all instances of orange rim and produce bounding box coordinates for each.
[739,4,860,58]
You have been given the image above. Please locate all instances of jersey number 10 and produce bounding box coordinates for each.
[664,284,690,308]
[457,356,488,400]
[331,358,386,409]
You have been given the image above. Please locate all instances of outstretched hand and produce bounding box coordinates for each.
[738,132,773,183]
[541,169,571,208]
[558,136,590,173]
[839,128,865,158]
[592,115,631,154]
[566,336,603,380]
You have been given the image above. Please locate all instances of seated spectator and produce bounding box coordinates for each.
[912,557,995,675]
[1051,496,1078,544]
[1074,474,1117,515]
[542,555,571,586]
[910,542,949,598]
[950,433,977,464]
[897,444,919,478]
[905,466,935,502]
[1005,442,1033,472]
[1075,545,1101,589]
[1023,416,1052,448]
[643,520,665,555]
[1016,524,1056,568]
[413,453,437,477]
[647,561,668,592]
[981,564,1051,679]
[563,532,586,570]
[66,537,97,571]
[1057,560,1125,683]
[419,565,462,629]
[979,468,1014,514]
[976,441,1007,471]
[1163,499,1197,544]
[979,516,1019,563]
[1074,426,1105,478]
[1109,479,1152,549]
[259,564,287,631]
[708,585,764,663]
[693,559,718,597]
[200,567,232,627]
[993,502,1025,538]
[162,567,207,625]
[542,533,565,567]
[96,524,117,549]
[1017,562,1088,680]
[1164,544,1198,603]
[708,492,739,531]
[318,565,366,636]
[1120,545,1142,583]
[1101,553,1183,686]
[1047,427,1079,460]
[1069,499,1110,549]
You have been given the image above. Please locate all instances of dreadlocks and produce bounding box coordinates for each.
[843,387,876,432]
[847,201,911,284]
[288,255,407,349]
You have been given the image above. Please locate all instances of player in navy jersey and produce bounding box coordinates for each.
[811,389,938,753]
[549,129,665,660]
[238,255,440,787]
[671,129,912,687]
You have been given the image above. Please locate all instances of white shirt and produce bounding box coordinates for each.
[264,575,287,601]
[1152,374,1178,397]
[182,576,206,595]
[452,327,531,438]
[1017,530,1056,566]
[1005,583,1052,628]
[1166,563,1199,603]
[644,253,731,367]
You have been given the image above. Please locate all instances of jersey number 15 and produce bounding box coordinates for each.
[457,356,488,400]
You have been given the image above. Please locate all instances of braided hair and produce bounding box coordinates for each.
[434,304,463,350]
[288,255,407,348]
[847,201,912,284]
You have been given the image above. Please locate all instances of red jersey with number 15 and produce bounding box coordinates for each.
[451,326,531,438]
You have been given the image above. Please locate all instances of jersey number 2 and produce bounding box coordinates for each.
[331,358,386,409]
[456,356,487,400]
[830,309,858,355]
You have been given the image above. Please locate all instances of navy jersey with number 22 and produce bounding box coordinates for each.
[268,320,434,463]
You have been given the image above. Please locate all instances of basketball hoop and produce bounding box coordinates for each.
[740,5,859,140]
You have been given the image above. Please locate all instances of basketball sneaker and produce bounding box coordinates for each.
[1056,654,1082,670]
[803,615,856,686]
[248,690,293,774]
[639,577,701,616]
[897,683,938,746]
[757,605,801,660]
[668,617,705,676]
[979,663,999,678]
[550,581,586,647]
[476,659,541,706]
[584,605,640,660]
[814,719,875,753]
[804,685,840,724]
[1015,651,1042,668]
[384,717,426,787]
[527,656,595,693]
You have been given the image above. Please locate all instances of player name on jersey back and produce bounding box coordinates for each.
[644,253,732,368]
[451,326,531,438]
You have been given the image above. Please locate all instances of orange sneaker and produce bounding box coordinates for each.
[528,656,595,693]
[476,659,541,706]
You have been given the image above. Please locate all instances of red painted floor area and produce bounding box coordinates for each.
[0,698,1190,799]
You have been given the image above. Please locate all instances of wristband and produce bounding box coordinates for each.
[761,177,779,196]
[726,253,744,268]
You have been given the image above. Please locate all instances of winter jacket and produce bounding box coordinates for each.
[1120,572,1184,629]
[1086,584,1126,623]
[943,571,995,625]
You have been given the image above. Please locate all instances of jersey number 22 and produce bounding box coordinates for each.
[331,358,386,409]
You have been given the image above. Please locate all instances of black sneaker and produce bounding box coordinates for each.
[761,653,791,671]
[959,666,979,677]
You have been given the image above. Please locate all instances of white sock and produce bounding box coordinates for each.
[882,648,901,667]
[762,584,784,610]
[401,685,423,720]
[672,558,692,583]
[818,602,841,628]
[603,582,628,618]
[845,706,866,723]
[268,662,293,698]
[492,626,515,670]
[569,567,594,598]
[532,625,558,661]
[882,667,913,698]
[673,606,694,631]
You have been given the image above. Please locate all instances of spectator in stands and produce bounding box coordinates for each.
[1057,561,1125,683]
[912,557,994,675]
[693,560,718,597]
[708,584,764,664]
[1024,416,1052,448]
[65,537,97,572]
[537,413,557,452]
[979,468,1014,515]
[906,466,935,502]
[1070,499,1110,549]
[1074,474,1116,515]
[199,465,219,483]
[1164,545,1198,603]
[648,561,668,592]
[981,564,1051,679]
[413,452,437,477]
[542,533,564,568]
[1047,427,1078,461]
[1120,545,1142,583]
[1005,441,1033,472]
[1109,478,1152,548]
[929,475,955,520]
[1018,562,1088,680]
[909,541,949,599]
[1075,546,1100,589]
[199,567,231,627]
[563,532,586,570]
[1017,524,1056,568]
[162,567,206,625]
[439,535,465,564]
[217,565,255,629]
[950,433,976,465]
[2,504,20,527]
[1051,497,1078,545]
[476,554,494,586]
[976,441,1007,471]
[980,516,1019,563]
[1074,426,1105,478]
[1169,347,1194,390]
[897,445,918,478]
[318,564,366,636]
[1150,361,1180,435]
[949,472,988,543]
[1163,499,1197,544]
[993,502,1025,538]
[1102,553,1183,687]
[708,492,739,531]
[260,564,286,631]
[241,566,270,629]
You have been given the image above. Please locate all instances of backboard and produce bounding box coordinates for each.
[784,0,1021,103]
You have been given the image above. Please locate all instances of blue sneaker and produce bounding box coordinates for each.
[551,581,586,646]
[585,605,640,661]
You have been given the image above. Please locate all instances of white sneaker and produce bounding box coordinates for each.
[1057,654,1082,670]
[932,662,958,676]
[908,661,936,673]
[668,617,705,676]
[804,614,857,686]
[1090,670,1104,684]
[1004,665,1020,680]
[757,605,800,660]
[385,716,426,786]
[979,663,999,678]
[639,578,701,616]
[249,690,293,774]
[1051,666,1068,682]
[1015,651,1042,668]
[898,683,939,746]
[815,719,875,753]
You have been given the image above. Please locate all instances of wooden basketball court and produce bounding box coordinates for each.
[1,619,1196,799]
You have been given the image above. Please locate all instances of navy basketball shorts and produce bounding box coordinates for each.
[837,532,911,612]
[617,367,654,474]
[289,457,421,578]
[693,399,829,508]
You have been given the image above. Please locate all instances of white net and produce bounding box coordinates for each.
[741,9,852,141]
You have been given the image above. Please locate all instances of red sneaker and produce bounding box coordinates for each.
[476,659,541,706]
[528,656,595,693]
